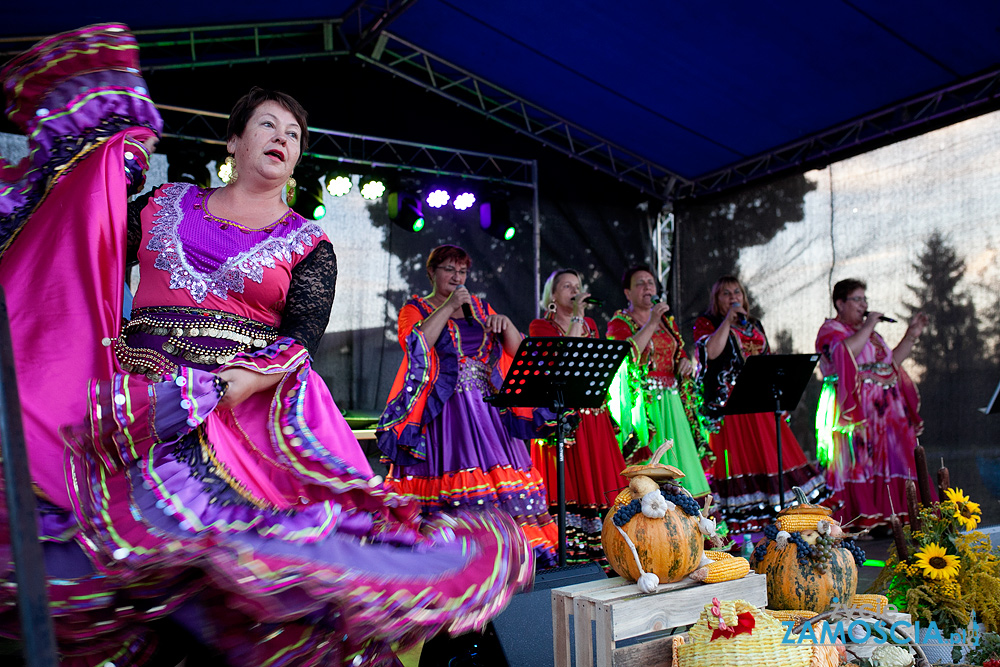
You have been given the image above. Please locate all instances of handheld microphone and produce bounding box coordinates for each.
[732,301,749,327]
[572,296,603,307]
[864,311,897,323]
[649,295,673,327]
[456,285,475,326]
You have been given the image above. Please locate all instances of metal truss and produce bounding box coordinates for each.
[674,65,1000,200]
[338,0,420,55]
[356,32,684,198]
[8,15,997,202]
[0,21,350,70]
[155,104,536,187]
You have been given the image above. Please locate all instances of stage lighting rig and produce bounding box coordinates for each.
[388,191,425,232]
[359,174,387,200]
[453,191,476,210]
[479,197,516,241]
[326,171,352,197]
[290,168,328,220]
[426,188,450,208]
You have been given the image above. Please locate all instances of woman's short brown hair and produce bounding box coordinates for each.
[621,265,656,291]
[227,87,309,162]
[832,278,866,308]
[426,245,471,281]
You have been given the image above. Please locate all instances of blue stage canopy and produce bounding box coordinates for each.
[5,1,1000,198]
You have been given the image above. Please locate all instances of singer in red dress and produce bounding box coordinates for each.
[529,269,627,565]
[693,275,829,535]
[815,278,929,528]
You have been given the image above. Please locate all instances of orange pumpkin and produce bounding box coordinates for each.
[749,492,857,612]
[601,488,704,583]
[600,445,705,584]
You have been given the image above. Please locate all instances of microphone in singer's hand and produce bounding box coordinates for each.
[864,311,897,323]
[732,302,749,327]
[571,296,603,307]
[462,303,475,326]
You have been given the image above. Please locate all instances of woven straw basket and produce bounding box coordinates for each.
[675,599,840,667]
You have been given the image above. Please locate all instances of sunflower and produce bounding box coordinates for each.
[944,487,982,531]
[944,488,971,505]
[913,542,960,580]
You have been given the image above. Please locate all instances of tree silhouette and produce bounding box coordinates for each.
[902,231,986,444]
[904,231,981,375]
[674,173,817,343]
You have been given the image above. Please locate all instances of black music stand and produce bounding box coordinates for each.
[980,376,1000,415]
[488,337,631,566]
[722,353,819,510]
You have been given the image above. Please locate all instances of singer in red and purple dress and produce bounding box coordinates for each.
[694,275,829,535]
[528,269,627,565]
[606,266,711,498]
[0,26,532,667]
[815,278,930,529]
[377,245,559,567]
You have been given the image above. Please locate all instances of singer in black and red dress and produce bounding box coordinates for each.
[694,275,830,535]
[529,269,627,565]
[377,245,559,566]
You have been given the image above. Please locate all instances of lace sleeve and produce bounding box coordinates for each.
[126,191,153,267]
[279,240,337,355]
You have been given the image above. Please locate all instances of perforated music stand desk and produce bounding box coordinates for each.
[488,337,631,566]
[722,353,819,510]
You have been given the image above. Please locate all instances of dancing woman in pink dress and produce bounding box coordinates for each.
[0,25,531,666]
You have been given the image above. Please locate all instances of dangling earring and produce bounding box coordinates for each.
[547,301,557,314]
[222,155,238,184]
[285,175,297,206]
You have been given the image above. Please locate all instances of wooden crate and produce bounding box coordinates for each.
[551,572,767,667]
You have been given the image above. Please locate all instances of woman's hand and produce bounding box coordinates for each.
[724,301,748,327]
[905,311,929,340]
[444,285,473,317]
[677,357,694,377]
[484,313,513,335]
[641,301,671,332]
[216,367,285,409]
[892,311,928,365]
[142,135,159,156]
[571,292,592,317]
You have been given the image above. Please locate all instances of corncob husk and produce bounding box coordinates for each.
[777,513,830,533]
[764,609,817,623]
[847,594,889,614]
[703,556,750,583]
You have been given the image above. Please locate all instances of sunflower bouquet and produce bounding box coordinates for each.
[870,486,1000,637]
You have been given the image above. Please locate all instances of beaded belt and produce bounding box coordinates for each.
[643,376,680,394]
[857,361,898,388]
[456,357,494,395]
[115,306,279,379]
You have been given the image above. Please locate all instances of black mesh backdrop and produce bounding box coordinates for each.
[675,111,1000,525]
[307,169,652,421]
